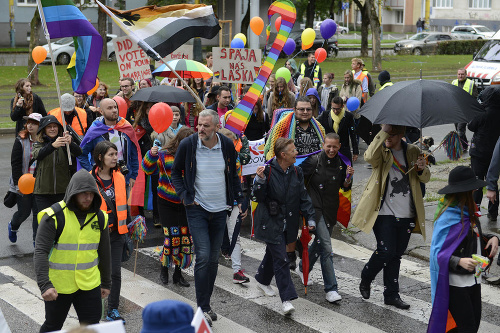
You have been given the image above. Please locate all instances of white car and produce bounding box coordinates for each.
[42,34,118,65]
[313,21,349,34]
[451,25,495,40]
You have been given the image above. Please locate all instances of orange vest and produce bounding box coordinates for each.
[96,169,128,234]
[352,70,368,103]
[49,107,88,136]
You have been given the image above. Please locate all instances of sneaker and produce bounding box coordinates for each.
[325,291,342,303]
[282,301,295,315]
[295,266,313,286]
[233,270,250,284]
[206,309,217,321]
[221,251,231,260]
[107,309,126,324]
[8,222,17,243]
[202,312,213,327]
[257,282,276,297]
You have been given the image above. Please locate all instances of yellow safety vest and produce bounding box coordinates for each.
[38,201,108,294]
[379,82,394,91]
[452,78,474,95]
[300,63,320,84]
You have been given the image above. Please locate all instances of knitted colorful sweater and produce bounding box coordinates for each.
[142,149,180,204]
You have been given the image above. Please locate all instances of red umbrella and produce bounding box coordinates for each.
[300,217,312,294]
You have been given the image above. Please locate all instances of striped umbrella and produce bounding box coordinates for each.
[153,59,213,79]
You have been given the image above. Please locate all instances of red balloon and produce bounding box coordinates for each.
[275,17,282,32]
[315,48,327,63]
[148,103,173,134]
[113,96,127,119]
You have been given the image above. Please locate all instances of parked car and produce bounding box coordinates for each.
[266,29,338,58]
[313,21,349,34]
[451,25,495,40]
[42,34,118,65]
[465,30,500,91]
[394,32,453,55]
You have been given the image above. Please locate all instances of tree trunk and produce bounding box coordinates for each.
[368,0,381,71]
[241,0,250,36]
[306,0,315,28]
[28,9,41,85]
[353,0,370,57]
[98,7,107,62]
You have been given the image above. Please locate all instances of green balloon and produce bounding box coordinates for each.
[275,67,291,83]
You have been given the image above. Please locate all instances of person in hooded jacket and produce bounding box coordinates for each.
[468,86,500,222]
[32,115,82,212]
[378,70,393,91]
[305,87,325,118]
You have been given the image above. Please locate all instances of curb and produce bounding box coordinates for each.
[0,128,16,135]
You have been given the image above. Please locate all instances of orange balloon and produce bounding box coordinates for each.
[113,96,127,118]
[275,17,282,32]
[250,17,264,36]
[32,46,47,64]
[18,173,35,195]
[302,42,313,50]
[87,78,99,95]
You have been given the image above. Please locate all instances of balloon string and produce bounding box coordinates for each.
[290,49,303,60]
[27,64,38,78]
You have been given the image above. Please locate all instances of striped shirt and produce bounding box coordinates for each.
[194,134,228,212]
[142,150,180,204]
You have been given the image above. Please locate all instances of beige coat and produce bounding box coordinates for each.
[351,131,430,240]
[339,81,363,118]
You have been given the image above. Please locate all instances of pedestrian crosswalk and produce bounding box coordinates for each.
[2,235,500,332]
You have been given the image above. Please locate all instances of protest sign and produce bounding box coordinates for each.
[165,44,193,61]
[212,47,262,84]
[242,138,266,176]
[114,36,152,81]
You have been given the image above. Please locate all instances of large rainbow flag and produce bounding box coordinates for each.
[40,0,102,94]
[96,1,220,59]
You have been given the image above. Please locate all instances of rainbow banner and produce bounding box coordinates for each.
[224,0,296,135]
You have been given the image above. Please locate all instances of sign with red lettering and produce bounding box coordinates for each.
[114,36,152,81]
[212,47,262,84]
[165,44,193,61]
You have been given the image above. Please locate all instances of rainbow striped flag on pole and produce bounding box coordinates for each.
[40,0,102,94]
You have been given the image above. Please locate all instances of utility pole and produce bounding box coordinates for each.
[9,0,15,47]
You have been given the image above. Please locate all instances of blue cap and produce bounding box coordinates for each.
[141,300,195,333]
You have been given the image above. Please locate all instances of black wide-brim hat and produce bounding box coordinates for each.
[438,165,487,194]
[37,115,63,134]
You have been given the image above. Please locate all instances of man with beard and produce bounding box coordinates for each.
[207,85,233,125]
[34,170,111,332]
[116,77,135,109]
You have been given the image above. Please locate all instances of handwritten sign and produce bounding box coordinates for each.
[114,36,152,81]
[165,44,193,60]
[212,47,262,84]
[242,138,266,176]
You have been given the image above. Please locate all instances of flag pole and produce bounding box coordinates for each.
[36,0,72,165]
[96,1,206,109]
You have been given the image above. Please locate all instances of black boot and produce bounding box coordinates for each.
[287,252,297,270]
[160,265,169,285]
[359,278,371,299]
[173,265,190,287]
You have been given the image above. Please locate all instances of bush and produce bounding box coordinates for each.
[437,39,488,55]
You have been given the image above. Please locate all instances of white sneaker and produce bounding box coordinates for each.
[325,290,342,303]
[257,282,276,297]
[282,301,295,315]
[295,266,313,286]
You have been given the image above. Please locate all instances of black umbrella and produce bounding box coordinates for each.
[358,79,484,128]
[130,85,196,104]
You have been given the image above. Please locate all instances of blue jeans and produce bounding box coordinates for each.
[185,204,228,311]
[306,216,338,293]
[417,27,423,33]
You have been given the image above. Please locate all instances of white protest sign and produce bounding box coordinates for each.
[165,44,193,60]
[191,307,212,333]
[212,47,262,84]
[114,36,152,81]
[242,138,266,176]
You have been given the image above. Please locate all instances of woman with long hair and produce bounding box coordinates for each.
[191,78,206,103]
[87,82,109,120]
[429,166,499,333]
[10,78,47,135]
[8,113,42,243]
[184,102,203,130]
[91,141,128,324]
[142,127,195,287]
[266,77,295,119]
[242,87,269,141]
[263,74,276,116]
[296,77,313,98]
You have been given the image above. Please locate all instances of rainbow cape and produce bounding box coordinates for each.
[40,0,102,94]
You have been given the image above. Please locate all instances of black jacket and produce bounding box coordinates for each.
[317,110,359,161]
[468,108,500,161]
[10,93,47,135]
[171,133,243,207]
[252,159,315,244]
[244,112,270,141]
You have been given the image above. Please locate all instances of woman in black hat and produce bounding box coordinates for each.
[429,166,499,333]
[32,115,82,212]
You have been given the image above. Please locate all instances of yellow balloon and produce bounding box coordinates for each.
[234,33,247,46]
[301,28,316,46]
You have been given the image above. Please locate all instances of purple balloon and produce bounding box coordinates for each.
[230,38,244,48]
[283,38,296,56]
[320,19,337,40]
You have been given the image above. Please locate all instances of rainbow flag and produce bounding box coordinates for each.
[40,0,102,94]
[96,1,220,59]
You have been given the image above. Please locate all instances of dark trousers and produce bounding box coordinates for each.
[361,215,414,299]
[35,193,65,213]
[108,230,124,311]
[39,286,101,333]
[471,156,499,218]
[449,284,481,333]
[185,205,227,312]
[11,193,38,241]
[454,123,469,150]
[255,233,298,302]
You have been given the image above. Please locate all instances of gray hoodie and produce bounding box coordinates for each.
[34,170,111,294]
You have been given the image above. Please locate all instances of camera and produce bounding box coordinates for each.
[117,160,129,175]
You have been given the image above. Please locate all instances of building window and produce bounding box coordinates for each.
[395,10,404,24]
[17,0,37,5]
[469,0,491,9]
[433,0,453,8]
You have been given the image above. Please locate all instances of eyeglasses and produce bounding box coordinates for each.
[296,108,313,113]
[120,85,131,88]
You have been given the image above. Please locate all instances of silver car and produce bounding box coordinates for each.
[394,32,453,55]
[451,25,495,40]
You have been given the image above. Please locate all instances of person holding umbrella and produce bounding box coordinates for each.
[352,124,430,310]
